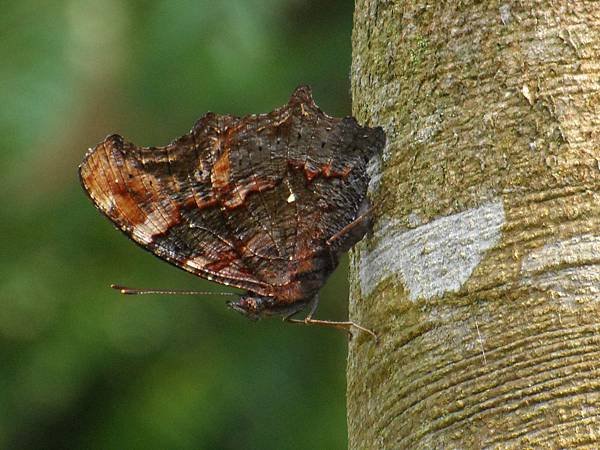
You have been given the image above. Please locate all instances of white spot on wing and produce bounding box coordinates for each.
[285,179,296,203]
[359,200,505,301]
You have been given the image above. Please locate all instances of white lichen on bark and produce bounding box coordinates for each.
[521,234,600,304]
[360,200,505,300]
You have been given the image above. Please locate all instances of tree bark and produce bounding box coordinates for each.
[348,1,600,448]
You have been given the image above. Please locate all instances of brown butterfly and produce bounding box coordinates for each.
[79,86,385,338]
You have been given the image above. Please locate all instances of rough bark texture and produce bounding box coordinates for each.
[348,1,600,448]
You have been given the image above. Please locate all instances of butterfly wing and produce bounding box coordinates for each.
[78,117,274,296]
[79,86,384,303]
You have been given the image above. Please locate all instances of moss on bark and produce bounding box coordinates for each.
[349,1,600,448]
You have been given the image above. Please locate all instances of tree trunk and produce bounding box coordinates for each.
[348,1,600,448]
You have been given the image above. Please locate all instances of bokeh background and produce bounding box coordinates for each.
[2,1,356,449]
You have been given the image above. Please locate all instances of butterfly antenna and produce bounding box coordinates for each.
[111,284,238,297]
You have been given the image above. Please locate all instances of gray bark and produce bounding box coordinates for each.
[348,1,600,448]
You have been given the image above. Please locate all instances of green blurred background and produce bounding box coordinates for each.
[2,1,356,449]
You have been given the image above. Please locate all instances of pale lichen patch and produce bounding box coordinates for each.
[413,109,444,144]
[521,84,535,105]
[520,234,600,304]
[360,200,505,301]
[499,4,511,25]
[366,154,382,195]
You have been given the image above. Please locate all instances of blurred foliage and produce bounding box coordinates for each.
[1,1,356,449]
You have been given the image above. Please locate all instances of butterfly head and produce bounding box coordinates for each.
[226,295,277,321]
[227,294,307,321]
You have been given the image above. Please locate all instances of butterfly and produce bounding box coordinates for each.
[79,86,385,338]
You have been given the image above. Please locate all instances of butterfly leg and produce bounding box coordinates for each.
[325,207,373,268]
[285,295,378,341]
[326,207,373,248]
[282,294,319,321]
